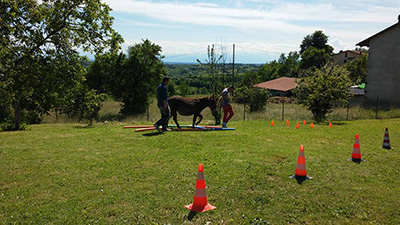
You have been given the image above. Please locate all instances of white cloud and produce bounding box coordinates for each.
[118,18,183,29]
[105,0,398,25]
[103,0,400,62]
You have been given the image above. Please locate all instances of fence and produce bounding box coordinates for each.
[94,98,400,124]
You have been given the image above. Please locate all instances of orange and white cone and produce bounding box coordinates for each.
[185,164,216,213]
[286,120,289,126]
[310,122,314,129]
[296,122,300,129]
[349,134,363,162]
[290,145,312,180]
[271,120,274,127]
[303,120,306,125]
[381,128,392,150]
[329,122,332,128]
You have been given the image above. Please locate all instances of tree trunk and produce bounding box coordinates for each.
[13,100,21,130]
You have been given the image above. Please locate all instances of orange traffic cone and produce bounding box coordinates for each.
[310,122,314,129]
[296,122,300,129]
[381,128,392,149]
[185,164,216,213]
[303,120,306,125]
[271,120,274,127]
[329,122,332,128]
[290,145,312,180]
[286,120,289,126]
[349,134,363,163]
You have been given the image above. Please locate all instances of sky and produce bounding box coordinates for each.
[103,0,400,63]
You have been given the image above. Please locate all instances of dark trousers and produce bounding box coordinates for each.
[155,106,170,130]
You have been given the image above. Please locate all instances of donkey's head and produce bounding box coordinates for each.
[208,95,218,117]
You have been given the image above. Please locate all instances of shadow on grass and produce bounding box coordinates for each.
[73,125,94,129]
[289,175,312,185]
[142,132,163,137]
[99,113,129,122]
[187,211,197,221]
[312,121,349,126]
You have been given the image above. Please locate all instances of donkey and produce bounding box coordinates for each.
[168,95,218,128]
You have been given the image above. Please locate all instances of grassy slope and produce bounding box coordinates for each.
[1,119,400,224]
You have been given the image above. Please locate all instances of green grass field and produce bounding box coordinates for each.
[1,119,400,224]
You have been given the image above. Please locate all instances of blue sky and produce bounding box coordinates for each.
[103,0,400,63]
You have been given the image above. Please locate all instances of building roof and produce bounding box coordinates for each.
[253,77,299,92]
[357,17,400,47]
[333,50,362,56]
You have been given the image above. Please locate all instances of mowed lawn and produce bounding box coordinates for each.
[1,119,400,224]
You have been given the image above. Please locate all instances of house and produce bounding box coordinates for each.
[331,50,364,65]
[253,77,299,96]
[356,15,400,108]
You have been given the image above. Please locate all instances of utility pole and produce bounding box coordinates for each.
[232,44,235,85]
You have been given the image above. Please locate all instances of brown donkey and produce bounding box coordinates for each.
[168,95,218,128]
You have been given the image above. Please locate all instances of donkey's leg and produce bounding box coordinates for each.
[192,115,197,128]
[195,114,203,125]
[172,111,181,129]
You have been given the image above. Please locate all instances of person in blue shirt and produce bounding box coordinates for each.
[154,77,170,132]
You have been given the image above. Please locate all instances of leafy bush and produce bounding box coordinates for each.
[235,86,270,112]
[0,117,26,131]
[295,64,351,121]
[61,87,107,126]
[21,111,42,124]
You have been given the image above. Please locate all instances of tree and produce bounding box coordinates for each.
[239,72,259,88]
[197,44,224,124]
[295,64,351,121]
[345,53,368,84]
[300,30,333,54]
[86,52,124,95]
[278,51,301,77]
[178,82,190,97]
[257,60,281,81]
[299,31,334,70]
[235,86,270,112]
[197,44,223,95]
[111,39,166,115]
[61,85,107,126]
[257,51,301,82]
[300,47,331,70]
[0,0,121,130]
[167,81,177,97]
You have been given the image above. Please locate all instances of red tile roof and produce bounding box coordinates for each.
[253,77,299,92]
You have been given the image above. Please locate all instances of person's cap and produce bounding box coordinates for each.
[228,85,235,90]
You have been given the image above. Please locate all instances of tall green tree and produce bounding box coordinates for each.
[235,86,269,112]
[197,44,223,95]
[345,53,368,84]
[300,47,331,70]
[86,52,125,95]
[299,31,334,70]
[295,64,351,121]
[300,30,333,54]
[257,51,300,82]
[0,0,121,130]
[257,60,281,81]
[278,51,301,77]
[112,39,166,115]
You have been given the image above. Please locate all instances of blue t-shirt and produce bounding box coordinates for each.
[157,83,168,107]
